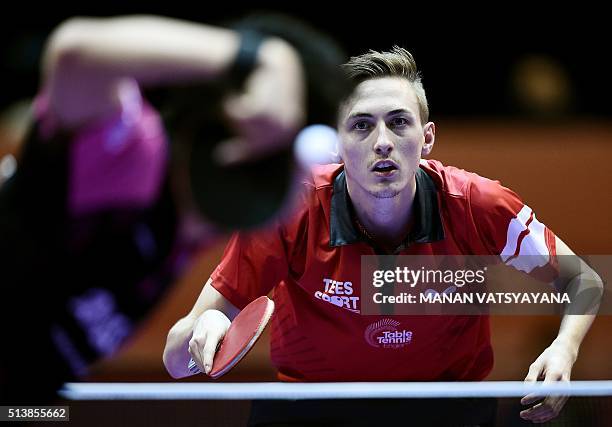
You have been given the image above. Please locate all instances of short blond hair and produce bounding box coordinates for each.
[342,46,429,124]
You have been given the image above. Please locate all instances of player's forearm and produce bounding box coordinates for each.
[42,15,241,128]
[553,314,595,362]
[43,15,240,87]
[554,271,603,358]
[43,15,301,131]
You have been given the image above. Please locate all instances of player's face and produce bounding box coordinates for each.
[337,77,435,198]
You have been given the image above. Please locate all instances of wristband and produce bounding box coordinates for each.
[227,29,266,88]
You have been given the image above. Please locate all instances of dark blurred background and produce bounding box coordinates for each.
[1,6,610,119]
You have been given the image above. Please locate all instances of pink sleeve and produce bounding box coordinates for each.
[33,83,169,217]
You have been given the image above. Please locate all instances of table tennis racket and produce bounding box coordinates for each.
[187,296,274,379]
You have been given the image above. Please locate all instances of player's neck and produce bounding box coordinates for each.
[347,177,416,248]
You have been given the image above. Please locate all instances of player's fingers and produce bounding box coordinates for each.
[188,342,202,373]
[188,330,208,373]
[530,401,559,424]
[521,396,562,423]
[520,402,550,420]
[223,94,257,124]
[524,360,544,383]
[545,376,570,418]
[523,370,560,405]
[521,393,543,406]
[551,395,569,416]
[543,369,564,383]
[522,360,545,404]
[541,370,569,418]
[543,396,565,417]
[202,331,223,375]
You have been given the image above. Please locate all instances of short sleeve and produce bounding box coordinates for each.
[210,223,290,310]
[469,175,557,278]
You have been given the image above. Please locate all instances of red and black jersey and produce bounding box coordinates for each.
[211,159,557,381]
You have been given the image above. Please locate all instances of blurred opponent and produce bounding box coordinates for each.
[0,13,349,404]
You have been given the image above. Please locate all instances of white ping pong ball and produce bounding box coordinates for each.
[294,124,339,167]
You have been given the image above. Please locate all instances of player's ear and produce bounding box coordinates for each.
[421,122,435,157]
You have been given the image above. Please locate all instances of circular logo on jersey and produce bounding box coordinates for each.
[364,318,413,349]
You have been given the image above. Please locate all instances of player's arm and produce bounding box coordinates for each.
[42,15,304,139]
[520,236,603,423]
[469,176,604,422]
[548,237,602,360]
[163,278,239,379]
[164,209,295,379]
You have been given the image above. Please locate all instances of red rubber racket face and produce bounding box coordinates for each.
[209,296,275,379]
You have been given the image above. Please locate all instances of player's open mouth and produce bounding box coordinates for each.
[372,160,399,176]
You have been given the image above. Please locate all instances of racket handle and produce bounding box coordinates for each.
[187,358,202,374]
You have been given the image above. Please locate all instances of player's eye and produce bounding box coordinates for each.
[353,121,371,131]
[390,117,409,128]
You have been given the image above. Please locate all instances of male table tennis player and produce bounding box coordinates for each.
[0,14,349,404]
[163,47,602,425]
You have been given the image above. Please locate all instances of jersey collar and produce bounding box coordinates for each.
[329,166,445,248]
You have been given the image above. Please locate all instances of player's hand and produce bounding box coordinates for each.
[520,339,577,423]
[215,37,306,165]
[188,309,231,375]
